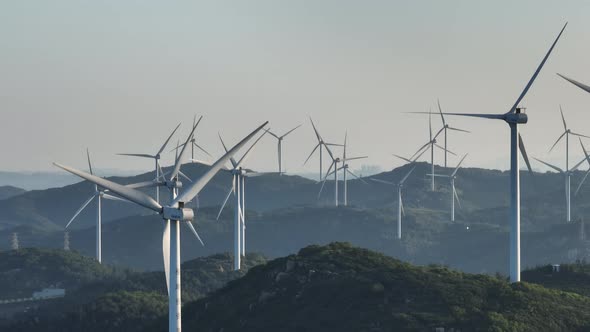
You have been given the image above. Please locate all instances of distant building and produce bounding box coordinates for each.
[32,288,65,300]
[552,264,560,273]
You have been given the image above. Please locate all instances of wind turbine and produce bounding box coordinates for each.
[539,106,590,222]
[370,151,425,239]
[54,121,269,332]
[64,149,128,263]
[213,131,271,270]
[557,73,590,94]
[325,132,368,206]
[436,100,470,167]
[429,154,468,222]
[117,122,182,203]
[419,23,567,282]
[411,111,455,191]
[265,124,301,175]
[172,115,212,162]
[303,117,342,181]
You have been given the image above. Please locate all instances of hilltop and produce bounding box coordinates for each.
[174,242,590,332]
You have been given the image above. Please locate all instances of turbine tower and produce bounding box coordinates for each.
[64,231,70,251]
[437,100,470,168]
[304,117,341,181]
[55,120,269,332]
[265,124,301,175]
[424,23,567,282]
[429,154,468,222]
[64,149,128,263]
[318,143,340,206]
[215,131,269,270]
[117,122,181,203]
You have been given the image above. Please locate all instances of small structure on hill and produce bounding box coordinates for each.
[32,288,65,300]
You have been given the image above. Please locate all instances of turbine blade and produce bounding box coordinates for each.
[318,177,328,199]
[533,157,564,173]
[170,118,201,180]
[54,163,162,212]
[190,158,213,167]
[400,195,405,216]
[162,220,170,295]
[178,170,192,183]
[370,178,395,185]
[451,154,468,177]
[65,194,96,228]
[280,124,302,139]
[101,193,128,202]
[400,166,417,185]
[193,142,212,157]
[434,143,456,156]
[125,180,161,189]
[549,131,566,152]
[393,154,412,163]
[86,149,93,175]
[437,99,446,127]
[303,143,320,166]
[185,221,205,246]
[579,137,590,168]
[344,156,368,162]
[558,73,590,94]
[575,169,590,196]
[347,169,367,184]
[453,185,462,209]
[309,117,323,142]
[216,184,234,220]
[173,121,269,205]
[447,126,471,133]
[507,22,567,114]
[157,123,182,155]
[218,133,238,168]
[236,129,269,168]
[264,128,280,139]
[408,111,505,120]
[570,132,590,140]
[117,153,155,159]
[519,134,534,175]
[559,105,568,131]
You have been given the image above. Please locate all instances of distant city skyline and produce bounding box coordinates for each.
[2,1,590,174]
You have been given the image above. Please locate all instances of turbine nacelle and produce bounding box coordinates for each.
[165,180,183,189]
[505,109,528,124]
[162,206,194,222]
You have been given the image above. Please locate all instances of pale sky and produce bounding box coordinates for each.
[2,1,590,174]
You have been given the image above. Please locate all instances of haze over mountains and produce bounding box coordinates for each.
[2,162,590,276]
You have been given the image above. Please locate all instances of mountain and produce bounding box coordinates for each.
[147,242,590,332]
[0,248,266,330]
[0,186,26,200]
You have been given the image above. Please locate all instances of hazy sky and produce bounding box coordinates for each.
[2,1,590,175]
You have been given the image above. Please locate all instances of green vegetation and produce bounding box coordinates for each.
[176,242,590,332]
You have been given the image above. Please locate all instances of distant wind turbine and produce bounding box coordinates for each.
[436,100,470,168]
[540,106,590,222]
[429,154,468,222]
[414,23,567,282]
[371,147,427,239]
[215,131,271,270]
[325,132,368,206]
[64,149,128,263]
[172,115,212,162]
[574,138,590,197]
[117,122,182,203]
[303,117,342,181]
[411,111,455,191]
[265,124,301,175]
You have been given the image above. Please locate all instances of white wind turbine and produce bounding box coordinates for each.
[436,100,470,168]
[411,111,455,191]
[536,106,590,222]
[172,115,212,163]
[421,23,567,282]
[214,131,270,270]
[370,148,427,239]
[54,121,269,332]
[429,154,469,222]
[266,124,301,175]
[304,117,342,181]
[325,132,368,206]
[117,122,182,203]
[64,149,128,263]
